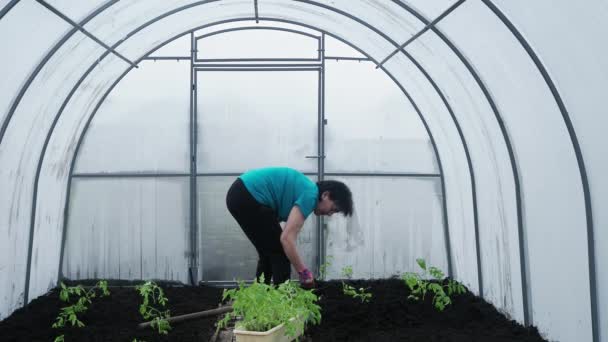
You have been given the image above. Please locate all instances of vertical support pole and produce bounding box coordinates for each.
[189,32,199,285]
[317,34,326,277]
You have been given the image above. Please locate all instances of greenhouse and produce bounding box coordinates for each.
[0,0,605,341]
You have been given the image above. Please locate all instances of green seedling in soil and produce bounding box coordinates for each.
[52,280,110,342]
[401,258,466,311]
[340,266,372,303]
[218,275,321,340]
[135,281,171,335]
[318,255,334,280]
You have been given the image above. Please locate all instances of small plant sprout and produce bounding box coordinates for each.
[340,266,372,303]
[218,275,321,340]
[319,255,334,280]
[52,280,110,342]
[341,266,353,279]
[401,258,466,311]
[135,281,171,335]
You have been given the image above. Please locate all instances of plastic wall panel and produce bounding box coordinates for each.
[260,0,476,290]
[45,0,106,23]
[83,0,252,62]
[259,0,396,63]
[324,176,446,280]
[148,34,190,57]
[491,4,608,341]
[28,52,128,303]
[324,36,365,58]
[197,176,318,281]
[74,61,190,173]
[0,32,105,316]
[324,60,438,174]
[408,31,523,321]
[0,0,69,319]
[442,2,592,341]
[62,178,190,283]
[0,0,67,139]
[197,29,318,60]
[196,70,319,173]
[395,0,459,19]
[384,54,478,293]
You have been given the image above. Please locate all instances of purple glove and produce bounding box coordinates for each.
[298,268,315,289]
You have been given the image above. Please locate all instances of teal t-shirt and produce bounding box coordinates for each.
[239,167,318,221]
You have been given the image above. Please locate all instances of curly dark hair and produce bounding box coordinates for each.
[316,180,353,216]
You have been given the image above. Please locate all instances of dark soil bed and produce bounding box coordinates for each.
[0,282,225,342]
[0,279,548,342]
[308,279,547,342]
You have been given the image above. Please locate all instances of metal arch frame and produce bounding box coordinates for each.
[55,14,453,287]
[389,0,528,324]
[0,0,20,21]
[14,0,490,309]
[14,1,461,302]
[482,1,597,340]
[377,0,466,69]
[34,0,138,68]
[293,0,480,291]
[0,0,121,146]
[194,26,321,62]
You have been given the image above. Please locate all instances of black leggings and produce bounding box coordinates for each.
[226,178,291,284]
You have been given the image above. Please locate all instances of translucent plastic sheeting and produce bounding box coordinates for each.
[324,60,438,174]
[45,0,106,23]
[442,2,592,341]
[83,0,254,62]
[29,51,135,304]
[395,0,460,20]
[197,176,318,282]
[148,34,190,58]
[0,0,69,320]
[196,29,319,60]
[0,31,107,319]
[0,0,67,142]
[196,70,319,173]
[62,177,190,283]
[74,61,190,173]
[324,176,447,280]
[493,2,608,341]
[324,36,365,59]
[409,30,522,321]
[383,53,478,293]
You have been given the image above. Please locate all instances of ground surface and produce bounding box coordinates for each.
[0,279,548,342]
[307,279,547,342]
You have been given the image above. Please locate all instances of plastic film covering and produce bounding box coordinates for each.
[62,178,190,283]
[492,3,607,341]
[259,0,476,285]
[83,0,253,62]
[384,53,478,292]
[324,176,446,280]
[408,30,522,320]
[324,36,365,58]
[0,0,69,320]
[44,0,108,23]
[74,61,190,173]
[197,176,317,281]
[196,70,319,173]
[197,29,319,60]
[0,32,106,318]
[29,50,137,303]
[324,60,438,174]
[0,1,67,132]
[148,34,190,58]
[25,0,253,308]
[442,1,592,340]
[395,0,459,19]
